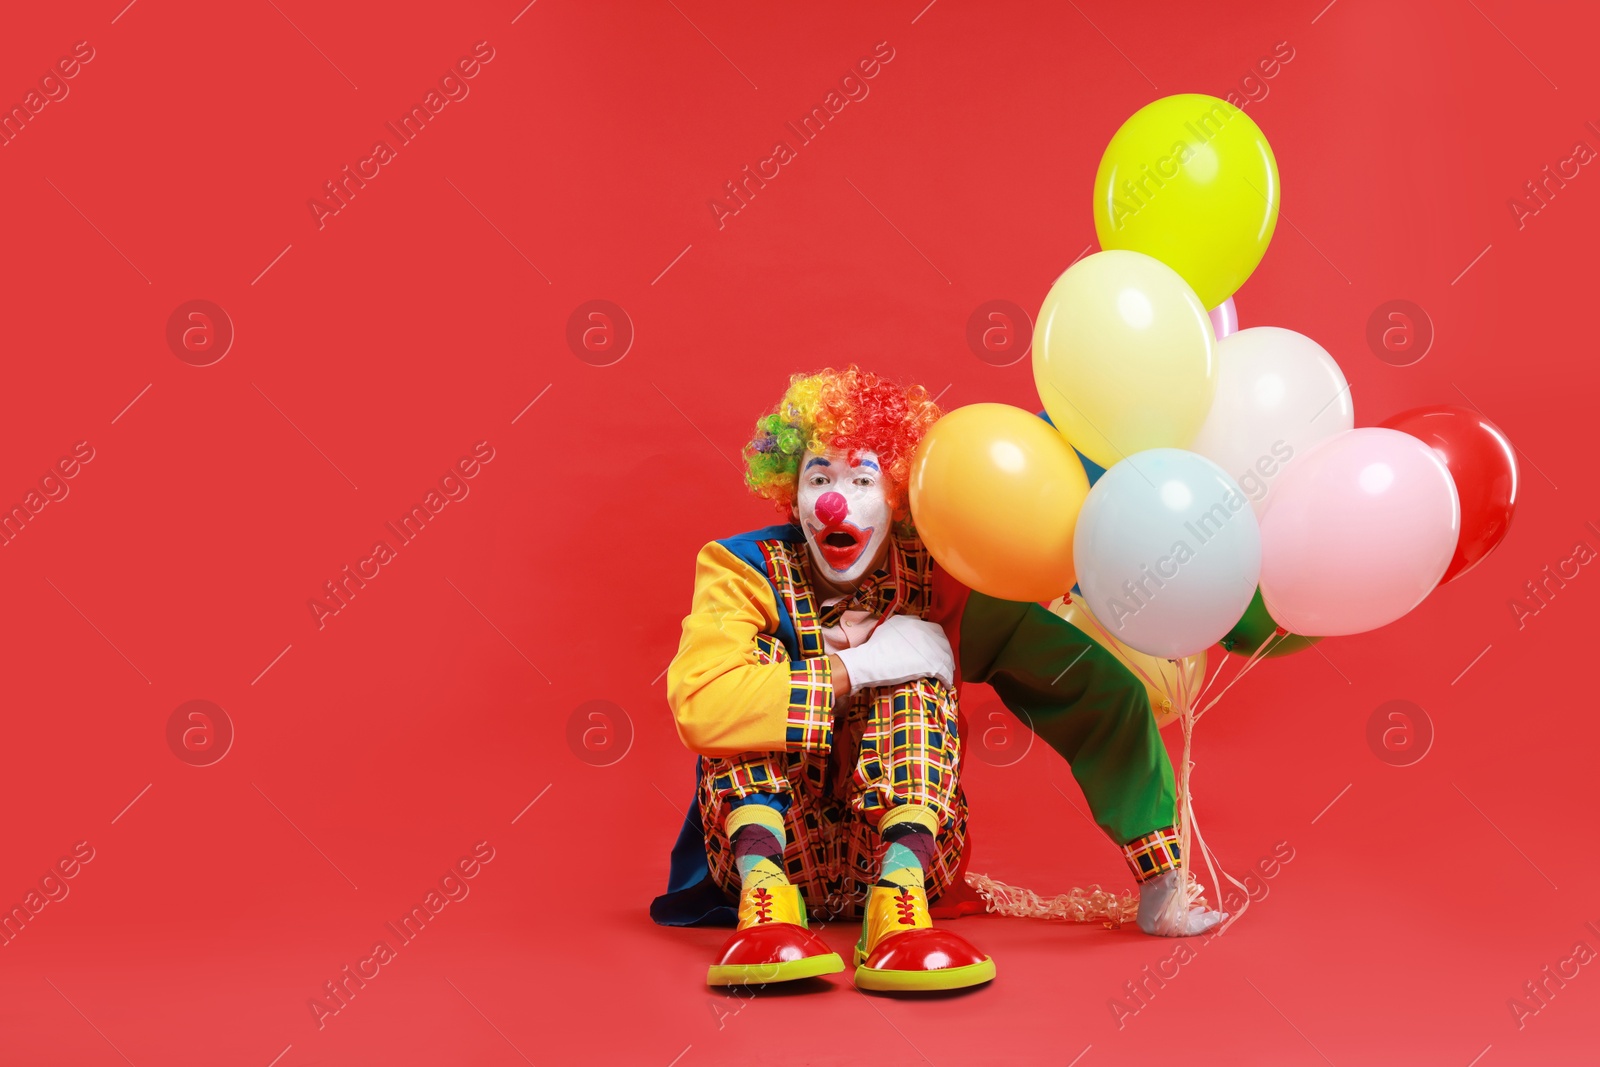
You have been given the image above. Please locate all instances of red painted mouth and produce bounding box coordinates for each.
[808,521,873,572]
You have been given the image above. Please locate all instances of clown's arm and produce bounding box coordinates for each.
[666,540,839,757]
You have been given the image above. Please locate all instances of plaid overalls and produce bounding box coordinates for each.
[696,537,968,921]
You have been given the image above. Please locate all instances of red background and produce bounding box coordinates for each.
[1,1,1596,1064]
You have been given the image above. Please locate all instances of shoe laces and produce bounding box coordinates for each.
[751,887,775,923]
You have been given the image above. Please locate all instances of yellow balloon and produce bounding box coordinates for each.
[1093,93,1280,309]
[1032,249,1215,469]
[909,404,1090,603]
[1049,596,1207,729]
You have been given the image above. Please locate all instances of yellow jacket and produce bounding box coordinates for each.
[667,537,836,756]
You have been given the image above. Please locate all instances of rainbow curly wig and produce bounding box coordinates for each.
[744,365,943,522]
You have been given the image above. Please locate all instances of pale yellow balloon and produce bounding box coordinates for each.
[909,404,1090,603]
[1032,250,1216,470]
[1049,596,1207,729]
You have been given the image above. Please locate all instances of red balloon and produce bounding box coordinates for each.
[1379,405,1519,583]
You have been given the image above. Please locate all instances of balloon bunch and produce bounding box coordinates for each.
[911,92,1519,665]
[911,94,1520,927]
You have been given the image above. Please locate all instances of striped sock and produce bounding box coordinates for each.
[726,803,789,892]
[876,805,938,890]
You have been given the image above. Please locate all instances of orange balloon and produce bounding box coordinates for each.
[909,403,1089,602]
[1049,596,1208,729]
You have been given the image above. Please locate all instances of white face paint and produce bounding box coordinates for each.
[796,447,891,587]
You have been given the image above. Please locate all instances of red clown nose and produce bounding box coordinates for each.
[814,491,848,526]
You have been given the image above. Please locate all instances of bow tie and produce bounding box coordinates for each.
[814,563,897,628]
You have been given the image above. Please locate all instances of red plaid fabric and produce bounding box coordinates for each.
[1122,826,1183,882]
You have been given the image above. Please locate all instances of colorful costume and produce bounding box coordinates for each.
[653,523,1184,911]
[651,366,1196,991]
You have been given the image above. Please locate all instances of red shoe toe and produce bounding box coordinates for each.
[856,929,996,992]
[707,924,843,986]
[716,923,834,967]
[863,928,988,971]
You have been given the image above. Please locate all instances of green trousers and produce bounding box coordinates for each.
[958,591,1178,847]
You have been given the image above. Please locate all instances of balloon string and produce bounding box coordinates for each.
[1177,628,1280,931]
[1163,662,1203,931]
[1195,625,1281,706]
[1162,654,1256,936]
[961,871,1139,926]
[1194,627,1279,722]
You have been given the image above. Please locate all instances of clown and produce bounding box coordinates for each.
[652,366,1223,992]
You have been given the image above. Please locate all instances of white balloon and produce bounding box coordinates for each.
[1188,327,1353,517]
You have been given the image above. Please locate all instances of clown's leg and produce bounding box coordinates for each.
[1005,635,1227,937]
[847,679,995,992]
[1036,655,1222,940]
[1122,827,1225,936]
[699,756,843,987]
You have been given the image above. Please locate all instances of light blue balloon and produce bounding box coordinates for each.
[1073,448,1262,659]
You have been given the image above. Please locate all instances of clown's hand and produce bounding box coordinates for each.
[1135,870,1228,937]
[835,615,955,692]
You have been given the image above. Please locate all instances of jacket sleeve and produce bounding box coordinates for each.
[666,540,836,758]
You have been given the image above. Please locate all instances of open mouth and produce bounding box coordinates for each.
[808,522,872,571]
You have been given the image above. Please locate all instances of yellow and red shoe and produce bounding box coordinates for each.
[705,883,844,987]
[853,884,995,992]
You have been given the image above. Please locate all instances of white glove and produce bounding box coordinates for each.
[834,614,955,692]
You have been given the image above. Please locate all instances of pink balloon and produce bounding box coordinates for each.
[1259,428,1460,636]
[1208,297,1238,340]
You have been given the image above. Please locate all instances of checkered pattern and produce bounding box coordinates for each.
[697,534,966,920]
[756,542,827,658]
[1122,826,1184,882]
[698,690,969,920]
[769,639,835,752]
[852,678,961,823]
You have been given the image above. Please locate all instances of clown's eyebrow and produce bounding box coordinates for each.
[803,457,831,470]
[856,457,880,471]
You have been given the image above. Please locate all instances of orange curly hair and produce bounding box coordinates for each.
[743,365,943,522]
